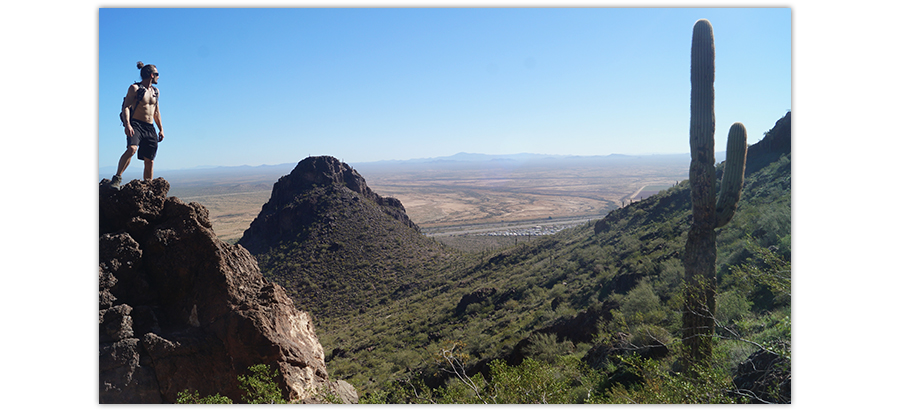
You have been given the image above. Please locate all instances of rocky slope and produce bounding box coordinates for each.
[98,178,357,403]
[238,156,458,320]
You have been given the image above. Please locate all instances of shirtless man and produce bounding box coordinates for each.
[109,61,165,189]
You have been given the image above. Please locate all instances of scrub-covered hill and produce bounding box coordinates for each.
[314,112,791,403]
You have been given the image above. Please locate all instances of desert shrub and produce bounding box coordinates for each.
[716,290,751,326]
[654,258,683,300]
[176,363,286,404]
[524,333,575,365]
[619,279,667,326]
[484,358,572,403]
[361,378,435,404]
[721,237,791,313]
[175,390,233,404]
[627,324,672,351]
[238,364,287,404]
[433,356,595,404]
[594,354,740,404]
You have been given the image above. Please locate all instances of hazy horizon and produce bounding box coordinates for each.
[99,149,711,177]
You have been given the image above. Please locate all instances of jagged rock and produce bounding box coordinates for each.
[99,337,161,403]
[98,178,356,403]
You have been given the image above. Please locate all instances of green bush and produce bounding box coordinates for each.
[619,279,667,326]
[238,363,287,404]
[524,333,574,365]
[716,290,751,326]
[628,324,672,351]
[485,358,571,403]
[176,363,287,404]
[175,390,233,404]
[594,354,741,404]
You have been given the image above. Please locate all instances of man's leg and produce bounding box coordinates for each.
[143,158,154,181]
[116,145,138,177]
[110,145,138,189]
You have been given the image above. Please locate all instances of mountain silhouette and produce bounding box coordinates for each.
[238,156,457,320]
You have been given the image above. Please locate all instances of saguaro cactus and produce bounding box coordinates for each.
[682,19,748,367]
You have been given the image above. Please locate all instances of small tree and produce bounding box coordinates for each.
[238,363,287,404]
[176,363,288,404]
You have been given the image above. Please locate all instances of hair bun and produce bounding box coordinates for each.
[136,61,144,69]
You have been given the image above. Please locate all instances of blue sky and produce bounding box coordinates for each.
[98,7,790,172]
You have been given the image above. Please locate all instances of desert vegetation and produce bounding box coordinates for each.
[312,145,790,403]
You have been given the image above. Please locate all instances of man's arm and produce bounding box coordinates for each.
[154,103,164,142]
[123,85,138,138]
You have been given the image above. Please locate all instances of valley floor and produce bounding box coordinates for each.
[163,159,687,246]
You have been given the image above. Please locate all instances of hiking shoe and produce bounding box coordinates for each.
[110,175,122,190]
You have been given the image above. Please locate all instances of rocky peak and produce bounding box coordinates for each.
[274,156,374,201]
[236,156,453,320]
[239,156,418,255]
[98,178,356,403]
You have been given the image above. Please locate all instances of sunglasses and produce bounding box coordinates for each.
[152,72,160,77]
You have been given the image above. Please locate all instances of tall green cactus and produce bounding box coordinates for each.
[682,19,748,367]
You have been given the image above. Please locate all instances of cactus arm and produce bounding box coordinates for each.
[715,122,748,228]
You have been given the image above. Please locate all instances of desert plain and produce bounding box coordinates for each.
[158,154,691,247]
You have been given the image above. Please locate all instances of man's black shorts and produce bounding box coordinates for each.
[128,119,159,161]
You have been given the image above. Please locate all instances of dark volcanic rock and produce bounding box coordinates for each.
[454,287,497,316]
[98,178,356,404]
[745,110,791,176]
[239,156,418,255]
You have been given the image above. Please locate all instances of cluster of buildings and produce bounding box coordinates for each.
[480,224,578,237]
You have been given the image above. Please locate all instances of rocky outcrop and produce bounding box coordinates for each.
[98,178,356,404]
[239,156,418,255]
[745,110,791,176]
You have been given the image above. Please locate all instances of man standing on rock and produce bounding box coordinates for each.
[109,61,165,189]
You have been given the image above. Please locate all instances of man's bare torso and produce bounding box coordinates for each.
[127,84,158,123]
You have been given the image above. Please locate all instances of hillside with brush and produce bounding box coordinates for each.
[241,112,790,403]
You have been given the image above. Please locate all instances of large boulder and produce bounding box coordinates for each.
[98,178,356,403]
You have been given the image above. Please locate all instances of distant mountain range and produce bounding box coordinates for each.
[352,151,695,165]
[100,151,722,180]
